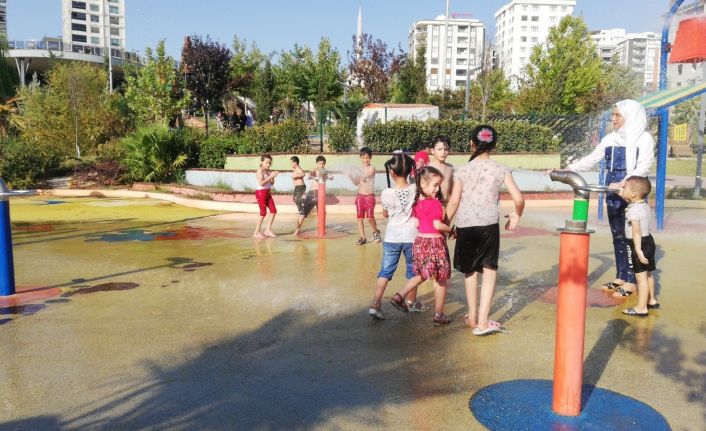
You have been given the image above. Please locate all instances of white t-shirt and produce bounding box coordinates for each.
[380,184,417,243]
[625,201,651,239]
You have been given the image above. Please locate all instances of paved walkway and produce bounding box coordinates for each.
[0,196,703,429]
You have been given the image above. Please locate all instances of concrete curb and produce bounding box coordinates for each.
[36,188,706,214]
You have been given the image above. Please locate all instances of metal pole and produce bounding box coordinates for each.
[0,179,16,297]
[656,0,685,229]
[694,65,706,198]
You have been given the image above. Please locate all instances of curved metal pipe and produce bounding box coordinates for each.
[550,170,590,200]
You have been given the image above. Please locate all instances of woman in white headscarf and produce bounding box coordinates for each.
[565,99,655,297]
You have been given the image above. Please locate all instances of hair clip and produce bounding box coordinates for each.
[478,128,494,143]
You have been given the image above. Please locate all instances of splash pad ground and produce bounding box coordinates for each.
[0,195,704,430]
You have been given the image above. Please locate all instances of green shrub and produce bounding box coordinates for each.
[120,124,190,183]
[327,121,356,153]
[242,119,309,154]
[0,138,57,189]
[362,119,559,153]
[199,133,245,168]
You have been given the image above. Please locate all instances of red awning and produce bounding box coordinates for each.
[669,16,706,64]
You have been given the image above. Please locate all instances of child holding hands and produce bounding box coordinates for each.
[390,166,453,326]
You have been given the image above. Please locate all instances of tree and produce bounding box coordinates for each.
[391,46,428,104]
[348,34,405,103]
[594,57,643,108]
[428,88,465,120]
[252,58,277,122]
[124,40,191,125]
[230,36,265,98]
[18,62,115,158]
[469,69,514,121]
[309,38,344,125]
[275,45,314,118]
[181,35,232,135]
[517,16,602,115]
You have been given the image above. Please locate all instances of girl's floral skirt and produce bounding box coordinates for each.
[412,236,451,282]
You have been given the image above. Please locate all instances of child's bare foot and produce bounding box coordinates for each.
[463,314,477,328]
[253,232,266,239]
[293,228,300,236]
[263,231,277,238]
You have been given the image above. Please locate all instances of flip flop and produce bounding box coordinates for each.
[622,307,648,317]
[473,325,501,336]
[601,281,622,291]
[612,286,635,298]
[647,303,661,309]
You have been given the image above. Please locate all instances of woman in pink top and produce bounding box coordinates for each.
[390,166,454,326]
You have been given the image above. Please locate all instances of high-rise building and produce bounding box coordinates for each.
[590,28,626,63]
[494,0,575,83]
[62,0,125,56]
[408,15,485,92]
[613,32,661,93]
[0,0,7,37]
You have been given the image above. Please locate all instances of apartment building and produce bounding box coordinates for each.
[613,32,661,92]
[0,0,6,37]
[494,0,575,82]
[590,28,626,63]
[408,15,485,92]
[61,0,125,56]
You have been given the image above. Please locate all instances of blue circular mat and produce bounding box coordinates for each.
[470,379,670,430]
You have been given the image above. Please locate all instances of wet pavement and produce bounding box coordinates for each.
[0,196,704,430]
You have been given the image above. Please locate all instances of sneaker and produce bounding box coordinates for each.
[372,230,382,243]
[433,312,452,326]
[368,306,385,320]
[356,237,367,245]
[407,300,430,312]
[390,293,409,312]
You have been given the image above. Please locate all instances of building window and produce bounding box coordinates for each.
[72,1,86,10]
[431,68,438,75]
[457,37,468,44]
[89,4,99,12]
[72,34,87,42]
[521,26,527,32]
[110,27,119,36]
[72,23,86,32]
[111,38,119,46]
[531,26,539,33]
[71,11,86,20]
[91,26,99,33]
[531,16,539,21]
[456,69,466,76]
[90,36,100,44]
[91,15,99,22]
[531,37,538,43]
[520,36,527,42]
[458,26,468,33]
[431,57,439,65]
[551,5,557,11]
[430,79,437,86]
[109,6,119,14]
[533,5,539,11]
[561,5,567,11]
[110,16,119,25]
[521,15,528,21]
[520,57,527,65]
[522,5,528,10]
[550,16,557,23]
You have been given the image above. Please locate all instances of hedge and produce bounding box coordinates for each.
[361,119,559,153]
[241,119,309,154]
[199,133,246,169]
[0,138,59,189]
[327,121,356,153]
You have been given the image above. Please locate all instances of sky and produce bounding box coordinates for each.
[8,0,669,60]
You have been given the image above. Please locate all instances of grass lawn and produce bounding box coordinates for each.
[656,158,699,176]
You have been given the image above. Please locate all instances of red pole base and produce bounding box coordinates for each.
[552,231,590,416]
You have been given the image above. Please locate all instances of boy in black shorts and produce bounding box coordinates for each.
[618,176,660,316]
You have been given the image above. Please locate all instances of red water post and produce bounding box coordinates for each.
[552,230,590,416]
[317,181,326,237]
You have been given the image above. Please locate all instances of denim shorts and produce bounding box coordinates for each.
[377,242,414,280]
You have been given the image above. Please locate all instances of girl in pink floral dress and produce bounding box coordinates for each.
[390,166,454,326]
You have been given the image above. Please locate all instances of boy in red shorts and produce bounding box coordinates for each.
[253,154,279,239]
[349,147,380,245]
